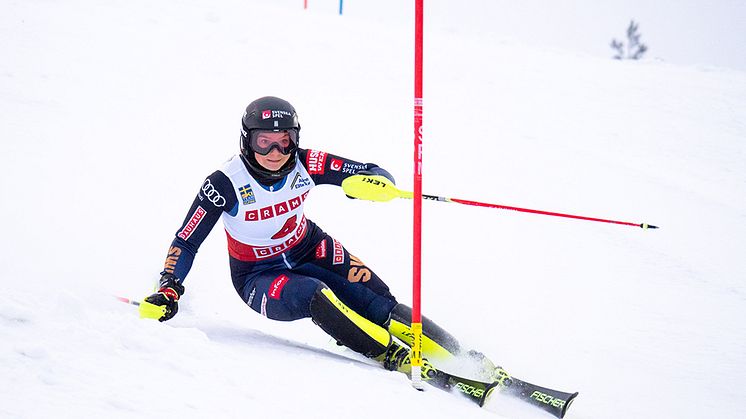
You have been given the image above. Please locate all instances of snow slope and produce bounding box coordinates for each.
[2,1,746,418]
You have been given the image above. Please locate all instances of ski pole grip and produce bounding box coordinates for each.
[138,300,168,320]
[341,175,401,202]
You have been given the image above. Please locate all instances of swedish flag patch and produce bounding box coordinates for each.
[238,184,256,205]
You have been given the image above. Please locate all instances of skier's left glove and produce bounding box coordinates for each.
[358,168,395,184]
[143,273,185,322]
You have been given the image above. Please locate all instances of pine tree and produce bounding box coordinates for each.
[611,20,648,60]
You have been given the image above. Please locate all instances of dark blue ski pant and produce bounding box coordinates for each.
[229,226,398,327]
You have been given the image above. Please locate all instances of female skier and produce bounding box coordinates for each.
[144,96,502,383]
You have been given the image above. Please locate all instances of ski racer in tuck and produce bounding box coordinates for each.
[145,96,506,383]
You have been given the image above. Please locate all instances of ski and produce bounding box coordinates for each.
[425,368,500,406]
[499,376,578,418]
[118,297,578,417]
[425,367,578,418]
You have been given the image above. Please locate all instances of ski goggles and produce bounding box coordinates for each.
[248,129,298,155]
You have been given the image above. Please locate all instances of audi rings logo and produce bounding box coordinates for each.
[201,179,226,207]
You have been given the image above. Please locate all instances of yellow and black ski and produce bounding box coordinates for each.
[427,367,577,418]
[499,376,578,418]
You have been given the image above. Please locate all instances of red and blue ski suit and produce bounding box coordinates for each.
[162,149,398,326]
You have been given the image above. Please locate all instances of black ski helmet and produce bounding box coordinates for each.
[240,96,301,179]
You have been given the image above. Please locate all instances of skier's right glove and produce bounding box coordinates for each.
[143,273,185,322]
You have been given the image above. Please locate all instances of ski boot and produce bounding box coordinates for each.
[465,349,513,387]
[377,341,438,380]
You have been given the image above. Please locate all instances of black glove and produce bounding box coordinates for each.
[144,273,185,322]
[357,168,395,184]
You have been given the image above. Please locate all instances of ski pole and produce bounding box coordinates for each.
[341,175,659,229]
[116,296,140,306]
[114,296,168,319]
[401,191,658,229]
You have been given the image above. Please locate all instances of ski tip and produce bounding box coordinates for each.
[479,381,502,407]
[640,223,659,229]
[560,392,580,418]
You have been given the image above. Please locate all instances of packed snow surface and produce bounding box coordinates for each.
[2,1,745,418]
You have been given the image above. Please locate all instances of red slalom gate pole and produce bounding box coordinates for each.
[411,0,424,390]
